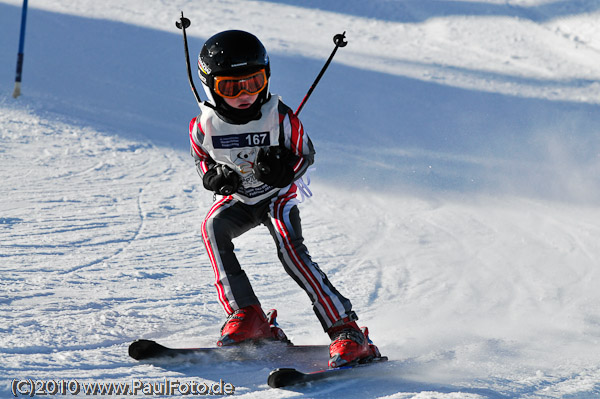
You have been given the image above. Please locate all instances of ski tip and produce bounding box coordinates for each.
[267,368,303,388]
[129,339,166,360]
[268,355,389,388]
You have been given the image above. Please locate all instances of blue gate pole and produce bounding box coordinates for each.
[12,0,29,98]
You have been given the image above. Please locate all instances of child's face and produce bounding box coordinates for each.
[222,93,259,109]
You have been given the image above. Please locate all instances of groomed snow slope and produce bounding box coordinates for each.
[1,1,600,398]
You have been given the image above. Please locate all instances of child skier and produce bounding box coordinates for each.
[189,30,380,368]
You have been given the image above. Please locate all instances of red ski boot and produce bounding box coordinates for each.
[217,304,272,346]
[266,309,291,344]
[327,321,380,368]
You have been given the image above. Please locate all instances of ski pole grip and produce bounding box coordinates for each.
[219,185,234,195]
[258,163,271,175]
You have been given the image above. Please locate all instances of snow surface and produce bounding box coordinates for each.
[1,0,600,397]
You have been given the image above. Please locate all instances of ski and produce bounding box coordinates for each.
[267,356,388,388]
[129,339,218,360]
[128,339,329,362]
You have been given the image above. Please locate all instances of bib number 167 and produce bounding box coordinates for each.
[244,133,269,147]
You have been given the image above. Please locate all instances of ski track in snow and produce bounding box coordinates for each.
[2,0,600,398]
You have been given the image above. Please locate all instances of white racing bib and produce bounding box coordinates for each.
[197,96,283,204]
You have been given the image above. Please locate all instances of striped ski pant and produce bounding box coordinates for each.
[201,188,355,331]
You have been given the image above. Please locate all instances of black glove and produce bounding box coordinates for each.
[253,147,295,188]
[203,165,241,195]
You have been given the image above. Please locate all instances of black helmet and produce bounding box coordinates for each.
[198,30,271,123]
[198,30,270,87]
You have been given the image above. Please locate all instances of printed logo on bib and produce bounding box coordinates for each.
[212,132,270,149]
[232,148,257,176]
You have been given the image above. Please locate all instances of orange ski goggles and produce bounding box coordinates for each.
[213,69,268,99]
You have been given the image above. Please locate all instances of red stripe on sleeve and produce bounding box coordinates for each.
[288,111,303,156]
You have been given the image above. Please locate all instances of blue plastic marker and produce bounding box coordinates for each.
[13,0,29,98]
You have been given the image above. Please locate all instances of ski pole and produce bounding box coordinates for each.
[175,12,202,108]
[294,31,348,116]
[12,0,29,99]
